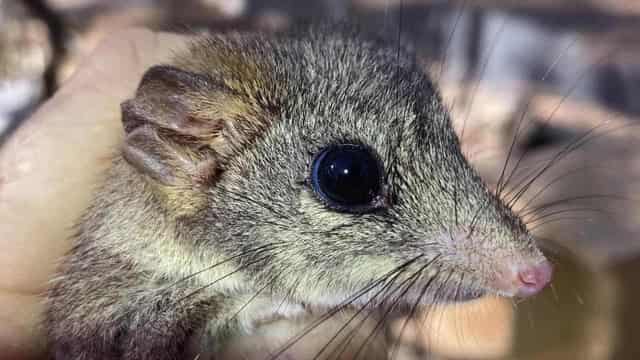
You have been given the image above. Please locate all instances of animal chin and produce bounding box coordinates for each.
[426,285,486,304]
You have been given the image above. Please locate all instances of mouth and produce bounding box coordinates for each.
[380,260,553,308]
[425,260,554,303]
[297,255,551,321]
[397,279,487,307]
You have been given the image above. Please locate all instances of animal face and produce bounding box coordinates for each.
[122,27,551,311]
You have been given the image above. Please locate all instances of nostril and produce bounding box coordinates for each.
[518,269,539,286]
[516,261,553,297]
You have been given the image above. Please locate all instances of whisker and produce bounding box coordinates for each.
[531,235,577,259]
[459,16,508,144]
[330,261,439,360]
[504,120,629,209]
[451,275,466,356]
[516,164,629,214]
[467,197,489,238]
[389,267,443,360]
[310,273,401,360]
[435,0,468,84]
[222,272,283,327]
[177,250,287,304]
[122,246,288,338]
[336,257,440,360]
[265,256,423,360]
[498,42,620,198]
[527,216,593,232]
[505,163,612,209]
[504,108,640,212]
[160,243,282,292]
[318,265,419,360]
[504,123,607,206]
[351,266,425,360]
[274,276,302,316]
[524,207,616,225]
[424,270,453,354]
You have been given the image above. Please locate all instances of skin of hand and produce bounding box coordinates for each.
[0,28,188,359]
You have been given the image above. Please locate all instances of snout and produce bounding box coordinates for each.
[492,260,553,298]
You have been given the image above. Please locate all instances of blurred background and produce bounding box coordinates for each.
[1,0,639,359]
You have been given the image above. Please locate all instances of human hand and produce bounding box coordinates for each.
[0,28,188,359]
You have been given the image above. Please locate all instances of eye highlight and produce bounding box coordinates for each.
[311,144,384,213]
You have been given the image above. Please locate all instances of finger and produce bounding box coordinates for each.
[0,28,190,359]
[391,296,514,358]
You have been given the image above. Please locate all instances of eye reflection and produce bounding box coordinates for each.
[311,144,383,212]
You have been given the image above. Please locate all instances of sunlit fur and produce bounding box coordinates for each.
[45,24,547,359]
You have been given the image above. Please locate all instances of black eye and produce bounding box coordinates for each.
[311,144,383,212]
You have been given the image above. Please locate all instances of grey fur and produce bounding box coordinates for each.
[45,25,547,359]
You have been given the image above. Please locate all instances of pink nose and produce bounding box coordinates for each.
[515,261,553,298]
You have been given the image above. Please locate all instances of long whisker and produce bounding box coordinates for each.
[520,194,628,217]
[435,0,468,84]
[329,255,442,360]
[502,95,639,210]
[524,207,616,225]
[125,245,287,336]
[495,37,579,197]
[274,275,302,316]
[498,44,621,199]
[504,121,630,209]
[504,162,608,207]
[467,197,489,238]
[265,256,423,360]
[527,216,593,232]
[503,123,606,206]
[515,165,627,214]
[177,250,287,304]
[389,267,441,360]
[310,264,409,360]
[221,271,283,327]
[160,243,283,292]
[351,266,425,360]
[421,269,454,355]
[459,16,508,143]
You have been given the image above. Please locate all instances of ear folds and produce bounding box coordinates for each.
[121,65,224,136]
[120,63,274,215]
[121,66,225,185]
[122,125,217,186]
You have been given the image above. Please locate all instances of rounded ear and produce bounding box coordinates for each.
[120,65,222,187]
[120,65,274,215]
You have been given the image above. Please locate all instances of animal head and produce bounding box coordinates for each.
[120,26,551,308]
